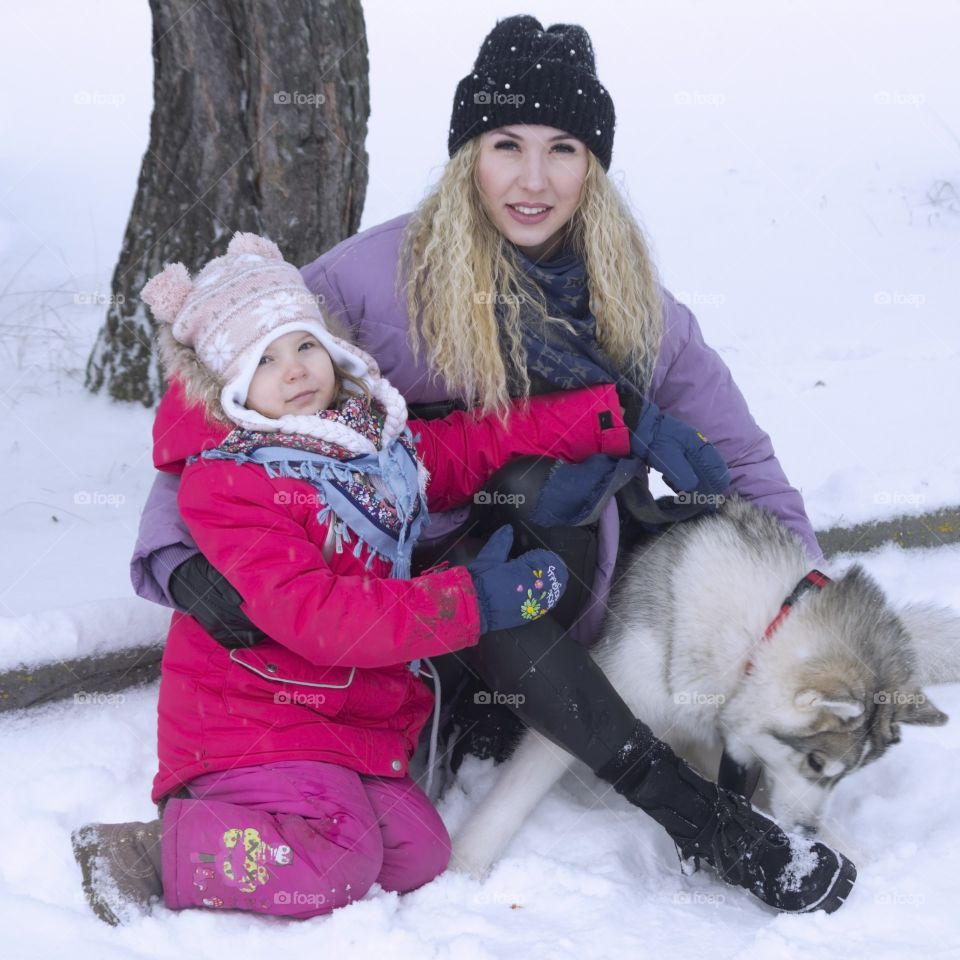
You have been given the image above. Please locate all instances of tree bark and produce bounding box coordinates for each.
[86,0,369,405]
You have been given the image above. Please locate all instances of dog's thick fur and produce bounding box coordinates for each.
[452,496,960,876]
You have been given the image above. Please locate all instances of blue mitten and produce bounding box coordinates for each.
[466,525,568,634]
[631,400,730,495]
[529,454,644,528]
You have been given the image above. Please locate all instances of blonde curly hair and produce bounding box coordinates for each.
[400,139,664,414]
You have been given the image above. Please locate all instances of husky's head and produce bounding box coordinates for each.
[722,565,949,834]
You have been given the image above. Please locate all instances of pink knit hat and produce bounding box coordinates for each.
[142,233,408,450]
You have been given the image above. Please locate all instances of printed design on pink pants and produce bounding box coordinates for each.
[191,826,293,896]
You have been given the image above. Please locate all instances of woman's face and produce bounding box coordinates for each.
[246,330,337,419]
[476,125,589,260]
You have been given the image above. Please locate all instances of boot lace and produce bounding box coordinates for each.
[680,790,787,887]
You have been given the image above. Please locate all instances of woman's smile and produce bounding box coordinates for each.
[505,203,553,226]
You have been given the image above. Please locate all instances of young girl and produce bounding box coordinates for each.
[72,232,636,924]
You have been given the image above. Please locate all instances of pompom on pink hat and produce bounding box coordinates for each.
[142,233,408,452]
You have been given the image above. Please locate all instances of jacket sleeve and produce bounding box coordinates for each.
[650,291,822,560]
[177,462,483,668]
[413,385,631,512]
[129,471,198,608]
[301,258,357,339]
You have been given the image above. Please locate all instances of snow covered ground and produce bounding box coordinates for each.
[5,545,960,960]
[1,1,959,956]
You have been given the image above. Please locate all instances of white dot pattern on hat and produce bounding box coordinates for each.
[447,15,616,170]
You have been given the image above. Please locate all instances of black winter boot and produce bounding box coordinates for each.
[596,724,857,914]
[71,819,164,925]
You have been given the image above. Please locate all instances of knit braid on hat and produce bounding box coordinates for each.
[448,14,616,169]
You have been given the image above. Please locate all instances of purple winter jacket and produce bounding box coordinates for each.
[131,213,820,645]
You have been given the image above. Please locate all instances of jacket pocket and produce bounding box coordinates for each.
[222,644,355,725]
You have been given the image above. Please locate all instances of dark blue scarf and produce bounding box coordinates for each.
[506,251,644,417]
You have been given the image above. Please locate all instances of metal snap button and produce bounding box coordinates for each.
[266,663,278,673]
[390,759,403,772]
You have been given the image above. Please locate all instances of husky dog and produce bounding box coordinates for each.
[452,495,960,876]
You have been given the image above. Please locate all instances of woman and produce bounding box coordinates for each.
[130,16,854,913]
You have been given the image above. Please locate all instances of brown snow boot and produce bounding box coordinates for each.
[71,819,164,925]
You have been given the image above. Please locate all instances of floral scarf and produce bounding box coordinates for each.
[199,396,428,578]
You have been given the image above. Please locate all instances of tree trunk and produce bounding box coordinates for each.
[86,0,369,406]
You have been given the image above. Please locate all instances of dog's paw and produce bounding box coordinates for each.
[449,836,495,879]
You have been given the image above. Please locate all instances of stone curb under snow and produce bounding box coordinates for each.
[816,506,960,557]
[3,506,959,714]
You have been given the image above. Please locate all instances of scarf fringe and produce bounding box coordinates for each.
[201,439,428,580]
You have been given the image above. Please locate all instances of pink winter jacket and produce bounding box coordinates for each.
[152,383,630,801]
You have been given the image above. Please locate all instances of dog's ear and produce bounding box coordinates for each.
[895,690,949,727]
[794,689,865,720]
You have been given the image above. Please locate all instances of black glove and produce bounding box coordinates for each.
[168,553,268,648]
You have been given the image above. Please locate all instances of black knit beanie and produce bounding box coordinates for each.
[448,15,616,170]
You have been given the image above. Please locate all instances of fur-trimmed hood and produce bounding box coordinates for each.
[155,318,410,456]
[145,232,410,455]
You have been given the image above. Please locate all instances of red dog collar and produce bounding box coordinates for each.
[744,570,831,675]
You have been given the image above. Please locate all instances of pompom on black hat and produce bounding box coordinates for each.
[448,15,616,170]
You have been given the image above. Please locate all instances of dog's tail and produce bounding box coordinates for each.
[451,730,575,878]
[898,603,960,686]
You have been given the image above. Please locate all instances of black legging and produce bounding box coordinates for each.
[424,457,639,772]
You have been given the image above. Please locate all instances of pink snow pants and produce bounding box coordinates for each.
[160,760,450,918]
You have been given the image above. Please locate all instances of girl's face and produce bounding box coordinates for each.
[476,125,589,261]
[246,330,337,419]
